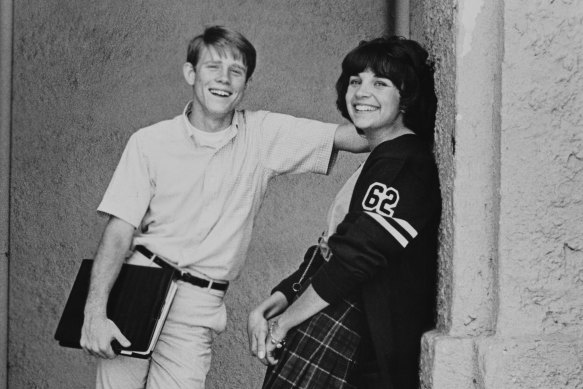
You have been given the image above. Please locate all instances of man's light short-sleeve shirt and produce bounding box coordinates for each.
[98,104,337,280]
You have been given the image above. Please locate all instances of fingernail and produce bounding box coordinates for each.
[258,351,265,358]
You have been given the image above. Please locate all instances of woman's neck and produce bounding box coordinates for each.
[365,123,414,151]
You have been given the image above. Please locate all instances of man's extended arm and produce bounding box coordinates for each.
[333,123,369,153]
[80,215,134,359]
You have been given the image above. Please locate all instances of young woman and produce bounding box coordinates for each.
[248,36,440,389]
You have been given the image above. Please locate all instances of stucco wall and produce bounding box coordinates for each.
[497,0,583,338]
[480,0,583,386]
[415,0,583,387]
[0,0,13,385]
[9,1,387,388]
[410,0,456,334]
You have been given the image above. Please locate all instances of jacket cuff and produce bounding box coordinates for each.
[310,257,359,304]
[271,278,297,305]
[271,245,324,304]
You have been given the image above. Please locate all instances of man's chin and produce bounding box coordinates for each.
[207,106,237,118]
[207,100,241,115]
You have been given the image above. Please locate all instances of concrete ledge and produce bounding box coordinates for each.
[422,331,583,389]
[477,334,583,389]
[420,330,480,389]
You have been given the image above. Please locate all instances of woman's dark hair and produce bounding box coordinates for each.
[336,36,437,147]
[187,25,257,81]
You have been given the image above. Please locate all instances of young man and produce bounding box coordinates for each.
[80,25,366,388]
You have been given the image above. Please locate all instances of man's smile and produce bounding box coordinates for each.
[209,88,233,97]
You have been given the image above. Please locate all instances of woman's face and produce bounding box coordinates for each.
[345,69,402,134]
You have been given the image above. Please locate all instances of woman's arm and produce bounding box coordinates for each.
[270,245,324,304]
[264,284,329,365]
[248,291,289,364]
[250,245,325,365]
[264,155,438,364]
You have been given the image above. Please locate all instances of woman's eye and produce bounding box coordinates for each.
[349,79,361,86]
[375,81,388,87]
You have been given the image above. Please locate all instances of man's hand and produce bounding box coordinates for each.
[333,123,369,153]
[247,308,269,366]
[80,216,134,359]
[80,314,131,359]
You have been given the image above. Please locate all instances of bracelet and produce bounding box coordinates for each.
[268,319,286,349]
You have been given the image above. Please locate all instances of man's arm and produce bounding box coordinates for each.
[80,215,134,359]
[333,123,369,153]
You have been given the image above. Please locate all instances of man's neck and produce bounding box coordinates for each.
[188,105,235,133]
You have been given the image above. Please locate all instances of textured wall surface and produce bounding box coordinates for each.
[410,1,462,387]
[410,1,458,387]
[478,0,583,385]
[448,0,501,337]
[497,0,583,338]
[9,1,386,388]
[414,0,501,339]
[479,335,583,388]
[416,0,583,388]
[0,0,13,386]
[410,0,456,334]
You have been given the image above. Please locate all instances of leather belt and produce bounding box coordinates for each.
[135,245,229,292]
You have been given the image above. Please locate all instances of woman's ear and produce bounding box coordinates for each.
[183,62,195,86]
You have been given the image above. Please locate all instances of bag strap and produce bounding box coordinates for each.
[292,236,325,293]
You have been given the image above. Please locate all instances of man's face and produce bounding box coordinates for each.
[189,45,248,122]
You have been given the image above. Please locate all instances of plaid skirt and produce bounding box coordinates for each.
[262,293,368,389]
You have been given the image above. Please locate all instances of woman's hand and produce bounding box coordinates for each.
[247,292,289,365]
[263,284,331,365]
[265,316,290,365]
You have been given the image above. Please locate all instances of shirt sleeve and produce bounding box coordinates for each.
[257,111,338,176]
[310,156,438,304]
[97,133,153,228]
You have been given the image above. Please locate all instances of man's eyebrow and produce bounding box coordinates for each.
[202,59,221,65]
[201,59,246,70]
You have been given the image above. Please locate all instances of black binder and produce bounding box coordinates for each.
[54,259,178,358]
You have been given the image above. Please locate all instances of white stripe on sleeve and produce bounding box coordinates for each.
[391,217,418,238]
[364,211,409,248]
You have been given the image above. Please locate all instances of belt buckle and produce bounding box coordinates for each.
[206,279,214,291]
[179,270,191,284]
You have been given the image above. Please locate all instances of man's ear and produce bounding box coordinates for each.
[183,62,195,86]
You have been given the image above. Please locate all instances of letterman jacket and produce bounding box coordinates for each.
[274,134,441,389]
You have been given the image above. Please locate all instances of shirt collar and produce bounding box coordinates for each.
[182,101,240,144]
[182,101,241,147]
